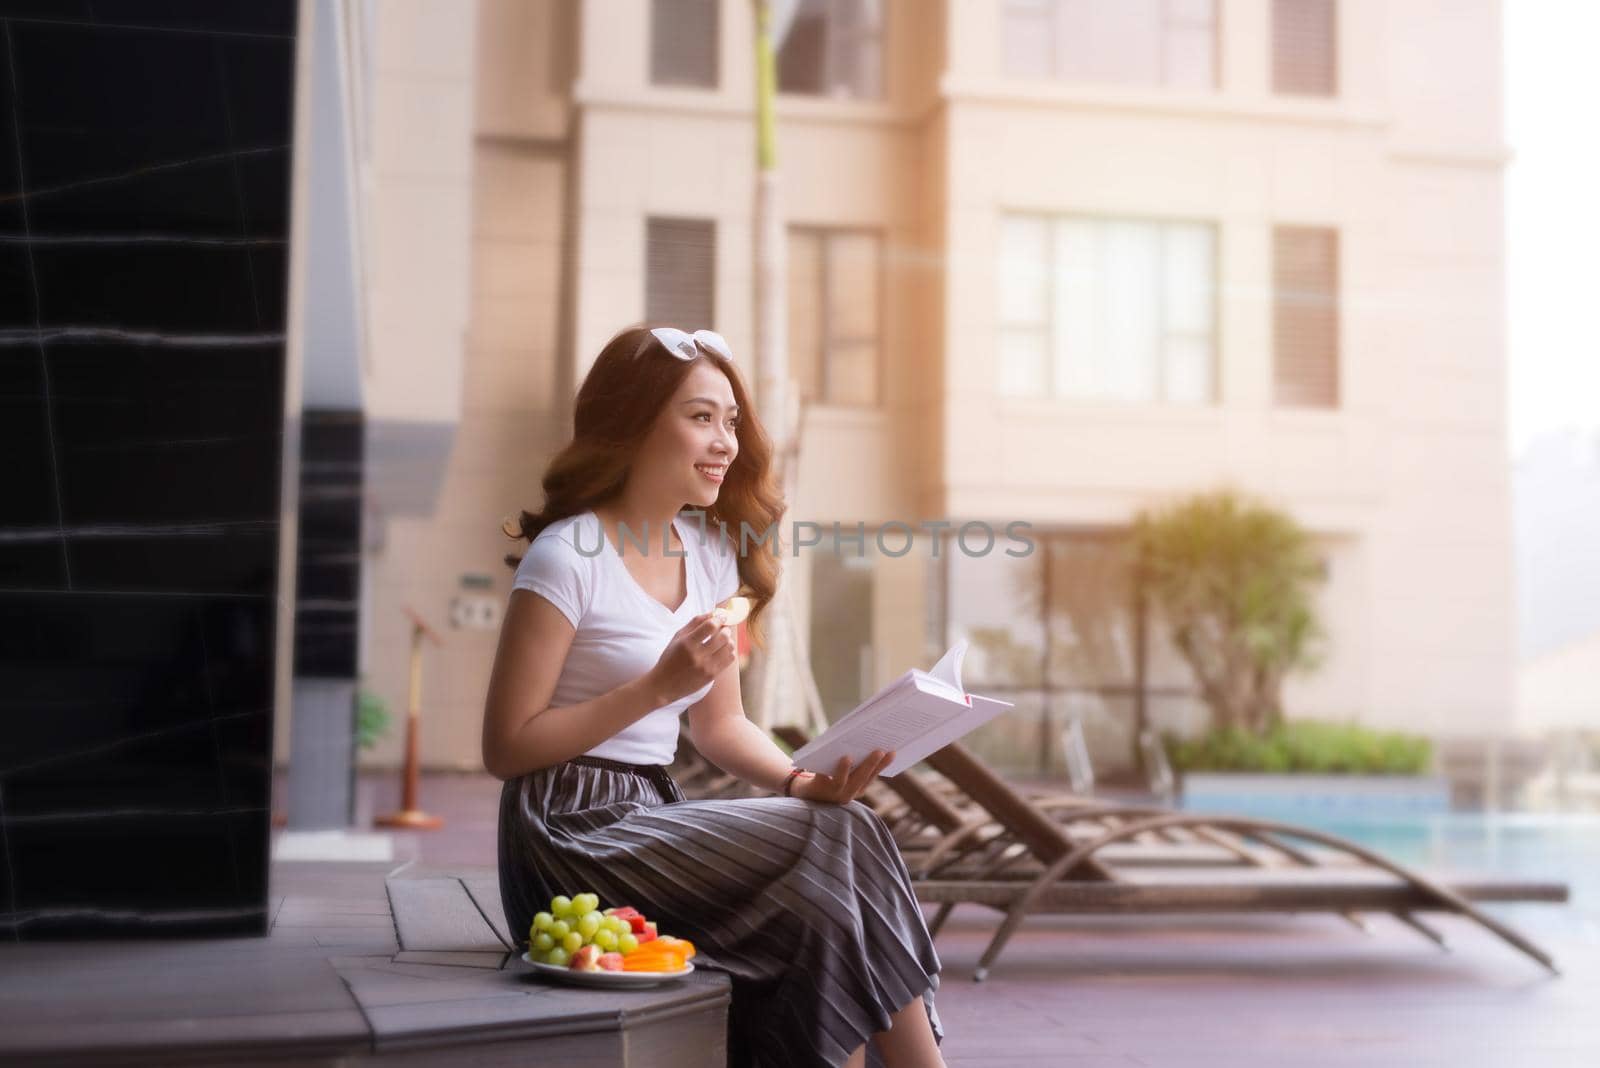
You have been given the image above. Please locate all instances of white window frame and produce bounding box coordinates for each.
[789,225,885,408]
[999,0,1219,91]
[997,212,1219,406]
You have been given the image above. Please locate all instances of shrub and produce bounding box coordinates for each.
[1163,720,1432,775]
[1134,489,1326,735]
[355,688,392,751]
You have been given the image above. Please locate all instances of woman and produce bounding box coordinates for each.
[483,325,946,1068]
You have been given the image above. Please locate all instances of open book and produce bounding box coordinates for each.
[789,640,1013,778]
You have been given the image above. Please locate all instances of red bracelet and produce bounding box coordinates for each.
[781,767,804,796]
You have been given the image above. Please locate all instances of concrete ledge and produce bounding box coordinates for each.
[0,862,730,1067]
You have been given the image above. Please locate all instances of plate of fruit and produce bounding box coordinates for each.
[521,892,698,988]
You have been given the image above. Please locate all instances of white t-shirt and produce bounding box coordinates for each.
[510,510,742,766]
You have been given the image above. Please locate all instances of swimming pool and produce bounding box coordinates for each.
[1177,804,1600,918]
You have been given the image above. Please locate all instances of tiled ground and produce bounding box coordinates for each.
[362,772,1600,1068]
[2,771,1593,1066]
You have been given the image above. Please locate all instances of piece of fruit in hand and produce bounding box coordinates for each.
[713,596,751,627]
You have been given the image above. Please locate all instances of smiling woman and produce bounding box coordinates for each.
[501,325,781,628]
[484,324,947,1068]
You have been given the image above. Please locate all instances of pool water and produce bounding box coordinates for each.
[1181,806,1600,918]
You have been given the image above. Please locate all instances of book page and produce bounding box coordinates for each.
[875,695,1012,775]
[822,690,965,754]
[788,646,1014,777]
[926,639,967,693]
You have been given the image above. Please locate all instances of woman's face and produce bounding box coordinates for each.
[636,359,740,511]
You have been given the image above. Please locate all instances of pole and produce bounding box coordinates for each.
[376,605,443,830]
[749,0,794,730]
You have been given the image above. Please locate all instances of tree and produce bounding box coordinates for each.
[1133,490,1326,735]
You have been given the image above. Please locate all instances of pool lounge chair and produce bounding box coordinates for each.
[770,727,1569,979]
[919,741,1569,979]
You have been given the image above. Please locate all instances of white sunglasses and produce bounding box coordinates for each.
[636,327,735,363]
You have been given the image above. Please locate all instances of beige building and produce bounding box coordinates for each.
[314,0,1514,780]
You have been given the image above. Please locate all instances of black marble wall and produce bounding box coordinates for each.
[0,2,297,938]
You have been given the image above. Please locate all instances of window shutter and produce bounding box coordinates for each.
[778,0,828,94]
[646,218,715,327]
[1273,226,1339,408]
[1272,0,1337,96]
[778,0,883,99]
[651,0,719,88]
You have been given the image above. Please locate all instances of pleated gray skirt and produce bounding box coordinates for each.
[498,755,944,1068]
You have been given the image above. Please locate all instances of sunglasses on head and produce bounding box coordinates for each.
[635,327,735,363]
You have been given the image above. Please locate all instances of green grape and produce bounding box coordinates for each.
[594,929,619,951]
[577,912,602,940]
[608,916,630,935]
[533,911,555,931]
[549,920,571,940]
[562,931,584,954]
[550,895,574,918]
[533,932,555,953]
[574,892,600,915]
[546,946,570,967]
[617,932,639,954]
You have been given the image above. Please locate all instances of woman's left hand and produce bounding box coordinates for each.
[789,750,894,804]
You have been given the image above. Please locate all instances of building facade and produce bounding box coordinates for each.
[335,0,1514,779]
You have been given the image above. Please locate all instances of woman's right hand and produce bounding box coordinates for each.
[647,612,736,706]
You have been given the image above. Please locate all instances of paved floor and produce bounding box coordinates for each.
[0,852,728,1066]
[2,771,1593,1066]
[361,772,1600,1068]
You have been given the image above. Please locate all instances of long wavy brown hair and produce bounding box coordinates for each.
[502,324,786,645]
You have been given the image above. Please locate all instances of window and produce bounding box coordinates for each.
[788,228,882,406]
[998,214,1216,404]
[1272,0,1336,96]
[777,0,883,100]
[1272,225,1339,407]
[943,531,1205,777]
[651,0,719,88]
[646,218,715,327]
[1000,0,1216,90]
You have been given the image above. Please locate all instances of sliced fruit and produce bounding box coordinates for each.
[714,596,751,627]
[621,954,689,973]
